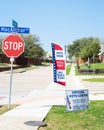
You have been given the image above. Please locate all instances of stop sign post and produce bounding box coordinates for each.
[2,34,25,109]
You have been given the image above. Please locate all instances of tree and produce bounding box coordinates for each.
[67,37,100,61]
[79,37,100,61]
[67,37,88,59]
[21,34,45,59]
[0,36,5,54]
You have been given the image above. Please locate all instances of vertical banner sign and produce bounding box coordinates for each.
[66,89,89,111]
[51,43,66,86]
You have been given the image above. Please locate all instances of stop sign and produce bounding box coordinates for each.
[2,34,25,58]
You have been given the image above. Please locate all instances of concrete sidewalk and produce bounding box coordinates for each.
[0,64,103,130]
[0,88,65,130]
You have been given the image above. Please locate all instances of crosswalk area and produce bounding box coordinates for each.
[0,96,6,101]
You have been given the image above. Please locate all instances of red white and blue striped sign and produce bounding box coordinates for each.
[51,43,66,86]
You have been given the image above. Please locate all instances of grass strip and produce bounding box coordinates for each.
[83,78,104,82]
[39,101,104,130]
[0,104,18,115]
[80,63,104,69]
[66,64,71,75]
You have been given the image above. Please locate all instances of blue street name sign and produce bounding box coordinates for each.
[0,26,30,34]
[12,20,18,27]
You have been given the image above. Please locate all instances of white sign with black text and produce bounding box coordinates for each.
[66,89,89,111]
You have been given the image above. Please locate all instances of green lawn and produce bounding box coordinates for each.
[39,101,104,130]
[80,63,104,69]
[83,78,104,82]
[0,62,51,73]
[76,63,104,76]
[0,105,18,115]
[90,63,104,69]
[66,64,71,75]
[0,63,10,67]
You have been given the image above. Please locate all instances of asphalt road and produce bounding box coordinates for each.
[0,64,104,104]
[0,65,53,101]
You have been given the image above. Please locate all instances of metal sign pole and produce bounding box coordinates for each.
[8,57,14,110]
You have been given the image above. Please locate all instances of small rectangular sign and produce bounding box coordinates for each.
[12,20,18,27]
[0,26,30,34]
[66,89,89,111]
[17,27,30,34]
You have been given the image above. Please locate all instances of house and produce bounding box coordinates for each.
[98,44,104,62]
[98,52,104,62]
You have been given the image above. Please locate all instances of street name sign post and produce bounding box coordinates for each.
[1,20,29,109]
[2,34,25,109]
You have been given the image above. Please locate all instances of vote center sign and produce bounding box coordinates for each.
[2,34,24,58]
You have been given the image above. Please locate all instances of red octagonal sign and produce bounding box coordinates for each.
[2,34,25,58]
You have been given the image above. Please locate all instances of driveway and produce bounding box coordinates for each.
[78,75,104,94]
